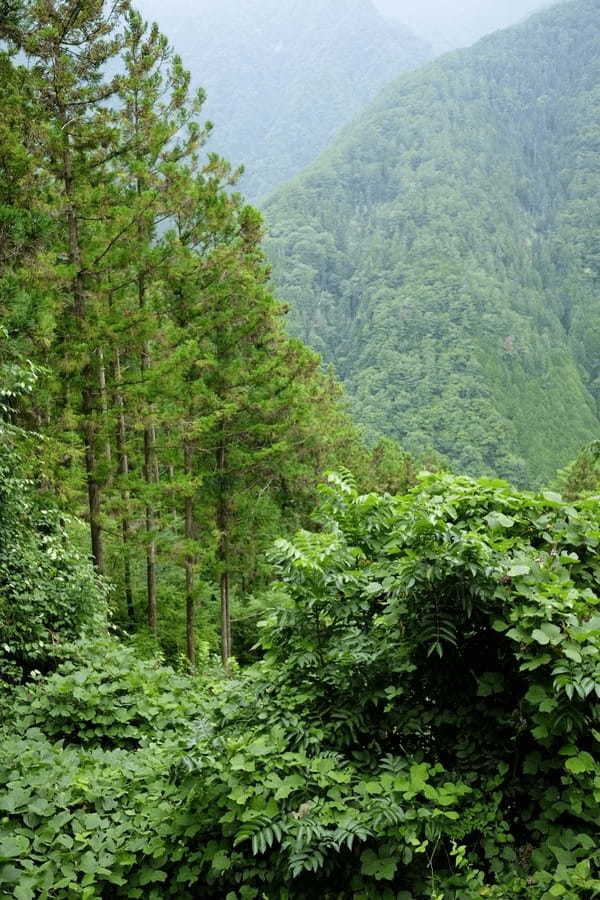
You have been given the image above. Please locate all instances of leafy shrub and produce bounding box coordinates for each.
[12,639,211,749]
[0,729,185,899]
[0,444,105,694]
[178,471,600,897]
[0,643,216,898]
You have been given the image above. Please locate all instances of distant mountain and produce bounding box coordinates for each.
[373,0,553,52]
[133,0,431,200]
[264,0,600,485]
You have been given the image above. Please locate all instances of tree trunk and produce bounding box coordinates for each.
[98,347,112,478]
[114,349,135,622]
[144,419,158,632]
[59,100,104,572]
[184,442,196,667]
[216,439,231,667]
[220,571,231,666]
[139,267,158,633]
[83,405,104,573]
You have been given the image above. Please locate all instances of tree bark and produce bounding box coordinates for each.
[59,97,104,572]
[220,570,231,666]
[184,441,196,667]
[98,347,112,478]
[144,418,158,632]
[114,348,135,622]
[139,268,158,633]
[216,438,231,666]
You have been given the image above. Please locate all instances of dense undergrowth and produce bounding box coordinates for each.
[1,469,599,898]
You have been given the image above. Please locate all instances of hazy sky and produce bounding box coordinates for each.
[135,0,553,52]
[372,0,551,49]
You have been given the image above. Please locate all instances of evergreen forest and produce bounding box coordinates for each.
[0,1,599,897]
[266,0,600,485]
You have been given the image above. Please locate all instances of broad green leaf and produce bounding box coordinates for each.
[485,512,515,528]
[565,752,596,774]
[531,629,550,645]
[0,836,30,859]
[360,850,397,881]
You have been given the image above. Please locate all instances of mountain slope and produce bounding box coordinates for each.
[374,0,551,53]
[134,0,430,200]
[265,0,600,485]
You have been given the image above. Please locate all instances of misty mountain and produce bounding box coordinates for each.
[133,0,431,200]
[264,0,600,485]
[373,0,552,52]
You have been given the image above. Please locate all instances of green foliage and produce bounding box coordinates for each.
[0,444,105,694]
[555,441,600,500]
[0,641,214,898]
[362,435,448,495]
[265,0,600,486]
[2,2,600,896]
[11,639,211,749]
[3,472,599,896]
[178,471,600,896]
[0,728,184,899]
[1,0,379,665]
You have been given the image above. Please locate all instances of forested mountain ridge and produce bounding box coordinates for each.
[134,0,431,200]
[265,0,600,485]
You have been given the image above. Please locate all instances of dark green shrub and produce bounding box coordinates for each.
[0,444,105,694]
[177,472,600,897]
[0,728,185,899]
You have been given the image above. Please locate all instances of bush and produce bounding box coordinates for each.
[12,639,211,749]
[0,444,105,696]
[0,641,215,898]
[0,729,184,899]
[178,472,600,897]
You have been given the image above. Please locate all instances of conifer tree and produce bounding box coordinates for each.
[8,0,133,571]
[2,0,386,669]
[113,9,228,633]
[165,205,354,664]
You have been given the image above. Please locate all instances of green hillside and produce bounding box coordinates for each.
[265,0,600,485]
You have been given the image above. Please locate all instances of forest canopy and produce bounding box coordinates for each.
[265,0,600,486]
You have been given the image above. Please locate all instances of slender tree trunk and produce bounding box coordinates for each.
[98,347,112,478]
[114,349,135,622]
[216,438,231,666]
[134,84,158,629]
[83,411,104,573]
[151,422,159,483]
[131,80,158,630]
[220,570,230,666]
[144,417,158,632]
[59,100,104,572]
[139,268,158,632]
[184,441,196,667]
[168,463,177,519]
